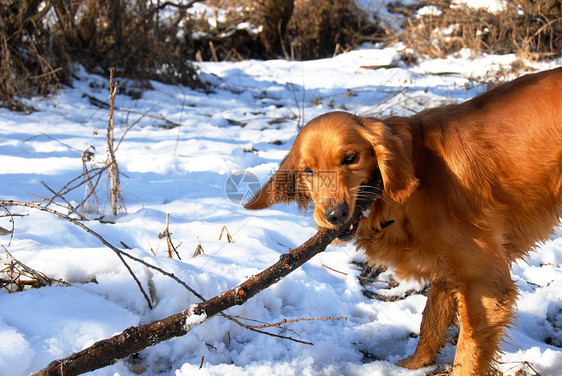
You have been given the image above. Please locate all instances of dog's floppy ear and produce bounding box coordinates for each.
[357,117,419,204]
[244,153,309,210]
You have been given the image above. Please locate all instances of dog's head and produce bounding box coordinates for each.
[245,111,419,239]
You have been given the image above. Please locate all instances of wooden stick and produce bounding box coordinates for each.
[27,178,382,376]
[30,223,340,376]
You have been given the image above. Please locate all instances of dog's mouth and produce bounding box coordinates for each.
[337,221,358,241]
[333,170,384,242]
[336,216,362,241]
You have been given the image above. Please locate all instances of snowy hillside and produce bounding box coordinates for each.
[0,46,561,376]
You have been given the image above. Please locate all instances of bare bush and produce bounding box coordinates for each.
[396,0,562,60]
[4,0,558,108]
[50,0,201,85]
[0,1,202,109]
[0,1,71,111]
[287,0,386,60]
[256,0,295,57]
[188,0,386,61]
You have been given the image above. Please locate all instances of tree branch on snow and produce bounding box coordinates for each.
[246,316,347,330]
[30,222,344,375]
[0,201,154,309]
[1,200,311,344]
[25,180,381,376]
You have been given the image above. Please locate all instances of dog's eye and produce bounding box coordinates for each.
[342,154,358,166]
[303,167,314,176]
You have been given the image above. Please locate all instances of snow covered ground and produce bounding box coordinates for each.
[0,46,561,376]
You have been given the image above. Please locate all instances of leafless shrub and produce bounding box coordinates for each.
[287,0,387,60]
[39,71,133,218]
[188,0,386,61]
[395,0,562,60]
[0,1,202,108]
[49,0,201,85]
[0,1,71,111]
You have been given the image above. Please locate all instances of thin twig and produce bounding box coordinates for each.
[107,69,124,216]
[163,213,181,259]
[0,201,152,309]
[41,181,87,220]
[322,263,400,288]
[248,316,347,329]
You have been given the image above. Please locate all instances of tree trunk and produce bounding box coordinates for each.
[256,0,294,55]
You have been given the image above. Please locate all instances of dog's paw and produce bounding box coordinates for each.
[396,355,432,370]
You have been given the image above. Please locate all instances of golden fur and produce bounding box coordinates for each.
[245,67,562,375]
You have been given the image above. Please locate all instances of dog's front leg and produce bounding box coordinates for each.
[452,263,517,376]
[397,278,457,369]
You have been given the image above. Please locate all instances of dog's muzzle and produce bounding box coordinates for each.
[335,170,384,241]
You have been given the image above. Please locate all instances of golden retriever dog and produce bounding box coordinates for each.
[245,67,562,375]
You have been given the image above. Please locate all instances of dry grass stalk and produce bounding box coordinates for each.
[106,69,125,216]
[159,213,182,259]
[193,237,205,257]
[218,225,234,243]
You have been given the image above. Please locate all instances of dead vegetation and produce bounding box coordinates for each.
[1,248,68,293]
[28,181,380,376]
[1,0,386,108]
[395,0,562,61]
[190,0,386,61]
[0,0,200,110]
[0,208,68,292]
[0,1,69,112]
[37,69,129,219]
[3,1,560,109]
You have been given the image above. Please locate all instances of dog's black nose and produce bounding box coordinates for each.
[326,203,349,226]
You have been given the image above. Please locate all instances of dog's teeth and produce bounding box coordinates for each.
[349,224,354,230]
